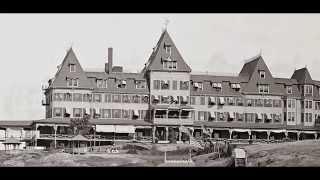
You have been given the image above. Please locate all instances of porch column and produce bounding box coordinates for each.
[248,130,252,140]
[93,125,96,147]
[229,129,233,139]
[297,132,300,141]
[267,131,271,141]
[152,126,156,143]
[53,125,57,149]
[35,124,38,147]
[315,133,318,140]
[178,128,182,142]
[165,127,169,141]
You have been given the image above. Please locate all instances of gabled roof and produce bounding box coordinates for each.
[291,67,313,84]
[142,30,191,73]
[274,78,298,85]
[238,55,261,81]
[50,48,92,89]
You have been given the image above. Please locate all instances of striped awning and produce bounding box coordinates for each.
[96,125,116,132]
[115,125,135,133]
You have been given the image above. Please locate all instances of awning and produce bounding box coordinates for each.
[172,96,178,102]
[194,83,199,88]
[121,80,127,85]
[133,110,139,116]
[85,108,90,115]
[270,129,286,133]
[256,113,262,120]
[135,126,152,129]
[302,131,317,134]
[219,97,225,104]
[153,95,159,100]
[266,113,272,120]
[232,129,251,133]
[231,84,237,89]
[96,125,116,132]
[236,84,241,89]
[251,129,269,132]
[209,96,216,104]
[209,112,216,118]
[181,96,188,102]
[229,112,235,119]
[115,125,135,133]
[217,83,222,88]
[212,83,218,87]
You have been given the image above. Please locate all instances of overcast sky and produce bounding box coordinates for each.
[1,13,320,120]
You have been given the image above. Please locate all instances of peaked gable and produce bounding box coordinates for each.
[142,30,191,73]
[291,67,313,84]
[239,55,282,95]
[51,48,92,89]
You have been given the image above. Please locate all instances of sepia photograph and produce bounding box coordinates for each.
[0,13,319,167]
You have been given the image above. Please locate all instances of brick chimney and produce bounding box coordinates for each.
[105,47,113,74]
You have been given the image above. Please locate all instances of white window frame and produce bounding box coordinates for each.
[259,71,265,79]
[69,64,76,72]
[287,86,292,94]
[135,80,146,89]
[258,84,269,94]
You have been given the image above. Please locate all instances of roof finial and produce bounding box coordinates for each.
[163,18,170,32]
[259,48,262,56]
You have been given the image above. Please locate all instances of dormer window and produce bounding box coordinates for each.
[135,80,146,89]
[160,80,170,90]
[194,82,203,90]
[287,86,292,94]
[96,79,107,88]
[259,71,265,79]
[304,85,313,96]
[69,64,76,72]
[212,82,222,88]
[231,83,241,91]
[117,79,126,88]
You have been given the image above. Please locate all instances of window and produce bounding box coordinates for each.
[190,96,196,105]
[135,80,146,89]
[264,99,272,107]
[172,80,177,90]
[288,99,292,108]
[258,84,269,93]
[73,93,82,102]
[160,80,170,90]
[53,107,62,117]
[255,99,263,107]
[132,95,140,103]
[304,85,313,96]
[309,100,313,109]
[315,102,320,110]
[69,64,76,72]
[198,111,207,121]
[246,99,253,107]
[67,78,79,87]
[163,61,177,70]
[200,96,205,105]
[273,99,281,108]
[236,97,244,106]
[93,94,102,103]
[101,109,111,118]
[96,79,107,88]
[112,94,121,103]
[153,80,160,90]
[122,95,131,103]
[122,109,130,119]
[259,71,265,78]
[180,81,189,90]
[73,108,82,118]
[105,94,111,103]
[112,109,121,119]
[287,86,292,94]
[53,93,64,101]
[117,79,126,88]
[64,93,72,101]
[161,96,170,104]
[83,94,92,102]
[141,95,149,104]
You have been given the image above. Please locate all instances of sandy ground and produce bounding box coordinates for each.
[243,140,320,167]
[1,140,318,167]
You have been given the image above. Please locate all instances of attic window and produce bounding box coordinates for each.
[96,79,107,88]
[67,78,78,87]
[69,64,76,72]
[212,82,222,88]
[259,71,265,79]
[287,86,292,94]
[194,82,203,90]
[231,83,241,91]
[117,80,127,88]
